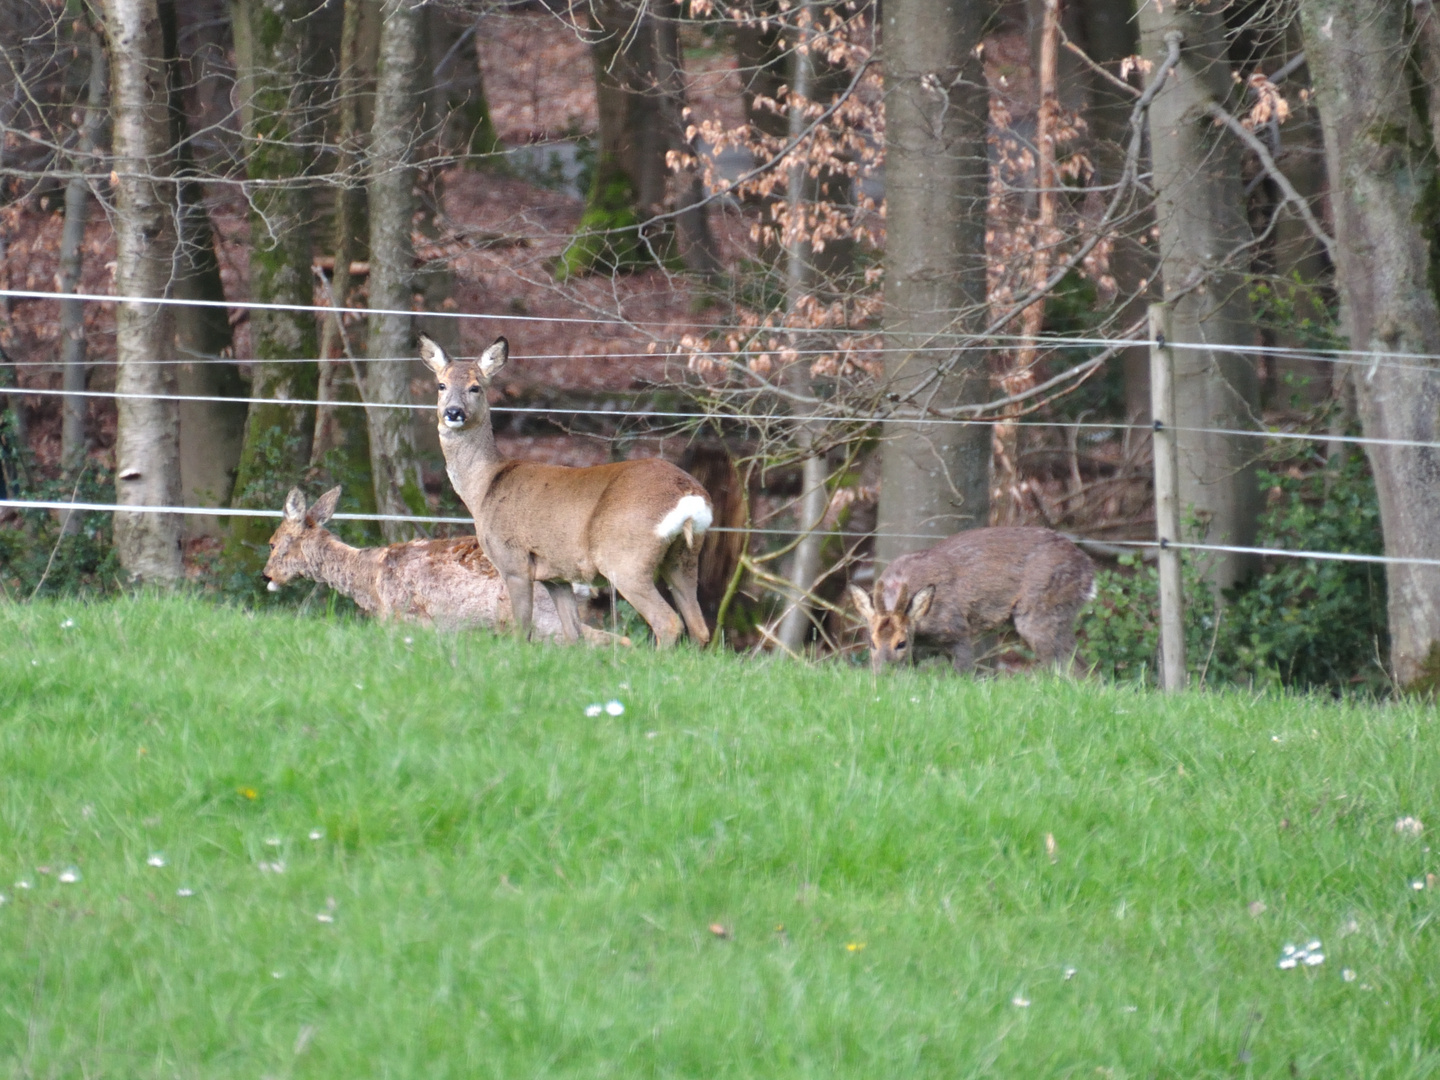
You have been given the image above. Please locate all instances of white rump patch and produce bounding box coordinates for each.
[1085,577,1098,602]
[654,494,713,541]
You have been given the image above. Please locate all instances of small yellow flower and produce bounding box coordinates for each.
[238,787,258,800]
[845,942,866,952]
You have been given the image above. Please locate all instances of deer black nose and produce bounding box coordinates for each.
[443,406,466,424]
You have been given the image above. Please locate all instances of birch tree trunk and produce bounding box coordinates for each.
[1298,0,1440,688]
[1137,6,1261,593]
[364,0,427,541]
[103,0,184,583]
[225,0,322,567]
[777,9,825,654]
[875,0,992,564]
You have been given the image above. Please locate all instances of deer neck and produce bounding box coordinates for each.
[439,419,509,519]
[299,530,384,612]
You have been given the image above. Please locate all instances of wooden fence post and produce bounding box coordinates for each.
[1150,304,1187,691]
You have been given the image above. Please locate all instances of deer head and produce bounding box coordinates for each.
[263,486,342,591]
[849,580,935,669]
[419,334,507,433]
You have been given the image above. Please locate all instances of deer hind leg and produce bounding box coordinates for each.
[607,569,683,648]
[660,539,710,646]
[542,581,585,644]
[1013,609,1078,672]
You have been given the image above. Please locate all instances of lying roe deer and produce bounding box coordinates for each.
[849,527,1096,673]
[420,334,713,647]
[263,486,627,645]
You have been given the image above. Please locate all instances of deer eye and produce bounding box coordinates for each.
[468,385,481,394]
[437,382,447,391]
[895,641,907,651]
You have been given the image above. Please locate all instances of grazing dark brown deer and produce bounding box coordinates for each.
[420,334,712,647]
[849,527,1096,673]
[263,487,626,645]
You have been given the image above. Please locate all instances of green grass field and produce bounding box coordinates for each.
[2,596,1438,1078]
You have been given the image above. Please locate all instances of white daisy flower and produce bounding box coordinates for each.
[605,700,625,716]
[58,867,80,884]
[147,854,166,868]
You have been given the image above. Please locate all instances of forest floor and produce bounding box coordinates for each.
[3,595,1437,1076]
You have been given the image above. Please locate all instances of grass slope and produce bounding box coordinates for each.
[1,596,1438,1078]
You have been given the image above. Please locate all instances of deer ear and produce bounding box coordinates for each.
[907,584,935,621]
[848,584,876,622]
[478,336,508,379]
[307,486,342,527]
[283,488,306,522]
[418,333,448,375]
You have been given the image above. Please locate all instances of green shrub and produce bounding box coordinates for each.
[1080,449,1388,694]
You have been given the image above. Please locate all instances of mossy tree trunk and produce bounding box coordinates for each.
[225,0,323,571]
[309,0,380,544]
[556,0,716,279]
[363,0,428,542]
[1298,0,1440,688]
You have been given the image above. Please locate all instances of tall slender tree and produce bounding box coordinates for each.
[58,15,107,504]
[362,0,427,540]
[102,0,184,582]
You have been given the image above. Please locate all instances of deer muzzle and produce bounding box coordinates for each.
[442,406,466,428]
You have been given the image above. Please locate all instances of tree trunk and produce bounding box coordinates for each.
[58,19,108,508]
[1137,6,1261,593]
[160,0,245,539]
[363,0,427,541]
[1073,0,1153,423]
[556,0,716,279]
[225,0,322,569]
[778,8,825,654]
[1298,0,1440,688]
[103,0,184,583]
[875,0,993,565]
[310,0,380,543]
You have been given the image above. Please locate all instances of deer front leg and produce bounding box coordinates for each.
[950,635,976,674]
[543,581,585,644]
[503,572,535,640]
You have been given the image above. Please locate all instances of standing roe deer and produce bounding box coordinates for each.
[263,486,626,645]
[419,334,713,647]
[849,527,1096,673]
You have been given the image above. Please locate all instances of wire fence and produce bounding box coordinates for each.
[3,288,1437,574]
[7,288,1440,365]
[4,498,1436,569]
